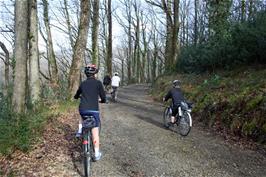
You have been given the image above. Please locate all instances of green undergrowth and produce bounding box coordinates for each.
[0,98,77,156]
[152,65,266,144]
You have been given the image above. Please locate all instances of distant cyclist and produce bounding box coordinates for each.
[74,64,106,161]
[103,75,111,92]
[111,72,121,101]
[163,80,185,124]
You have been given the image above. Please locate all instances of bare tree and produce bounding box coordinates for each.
[0,41,10,96]
[12,0,29,113]
[68,0,90,96]
[42,0,59,86]
[146,0,180,72]
[63,0,75,48]
[194,0,199,44]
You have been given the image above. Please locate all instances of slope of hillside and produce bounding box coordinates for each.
[151,65,266,146]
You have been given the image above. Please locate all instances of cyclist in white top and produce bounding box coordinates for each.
[111,72,121,101]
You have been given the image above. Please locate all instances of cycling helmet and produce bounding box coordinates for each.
[114,72,119,76]
[172,79,181,88]
[85,64,98,77]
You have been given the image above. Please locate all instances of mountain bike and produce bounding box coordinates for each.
[163,101,193,136]
[81,115,97,177]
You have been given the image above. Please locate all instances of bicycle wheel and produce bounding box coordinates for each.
[163,107,171,128]
[83,131,91,177]
[90,134,95,162]
[178,111,192,136]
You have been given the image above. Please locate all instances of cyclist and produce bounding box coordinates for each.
[111,72,121,100]
[74,64,106,161]
[163,80,185,124]
[103,75,111,92]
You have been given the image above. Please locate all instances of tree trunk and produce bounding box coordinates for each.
[152,32,158,83]
[43,0,59,87]
[121,57,124,85]
[248,0,254,20]
[0,41,10,96]
[29,0,40,103]
[12,0,29,113]
[68,0,90,96]
[106,0,112,76]
[141,23,147,83]
[194,0,199,45]
[163,0,173,72]
[127,1,132,83]
[241,0,246,21]
[92,0,100,66]
[171,0,179,67]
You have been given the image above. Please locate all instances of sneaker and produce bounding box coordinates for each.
[94,152,102,161]
[75,132,82,138]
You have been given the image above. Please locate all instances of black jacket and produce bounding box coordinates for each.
[103,75,111,85]
[74,77,106,111]
[164,88,185,107]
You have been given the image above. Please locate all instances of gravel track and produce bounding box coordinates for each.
[89,84,266,177]
[1,84,265,177]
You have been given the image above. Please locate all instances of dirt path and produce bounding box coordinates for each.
[1,84,266,177]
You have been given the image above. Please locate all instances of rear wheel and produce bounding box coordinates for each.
[178,111,192,136]
[111,91,115,102]
[163,107,171,128]
[83,132,91,177]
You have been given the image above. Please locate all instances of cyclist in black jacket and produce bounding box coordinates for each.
[74,64,106,161]
[163,80,185,124]
[103,75,111,92]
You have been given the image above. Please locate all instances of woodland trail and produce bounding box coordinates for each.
[1,84,266,177]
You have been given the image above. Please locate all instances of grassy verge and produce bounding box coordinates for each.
[152,65,266,144]
[0,99,77,156]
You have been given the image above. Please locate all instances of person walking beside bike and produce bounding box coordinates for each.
[163,80,185,124]
[74,64,106,161]
[111,72,121,100]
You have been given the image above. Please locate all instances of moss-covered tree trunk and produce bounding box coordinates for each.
[12,0,29,113]
[164,0,173,72]
[92,0,99,66]
[171,0,180,66]
[29,0,40,103]
[68,0,90,96]
[106,0,112,76]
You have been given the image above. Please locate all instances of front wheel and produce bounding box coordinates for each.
[163,107,171,128]
[178,111,192,136]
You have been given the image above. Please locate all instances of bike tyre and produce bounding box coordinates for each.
[163,107,171,128]
[178,111,192,136]
[83,132,91,177]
